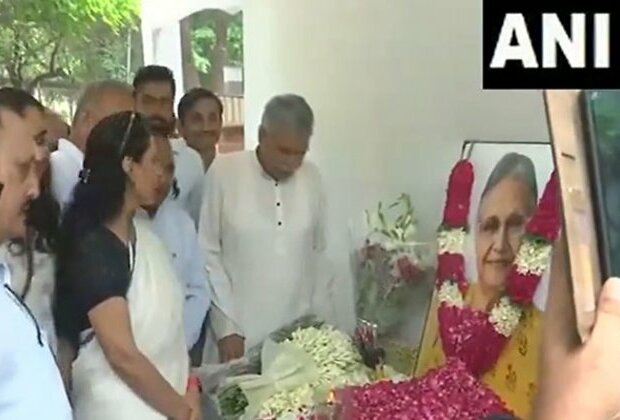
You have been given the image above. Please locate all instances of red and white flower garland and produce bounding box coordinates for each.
[435,160,560,376]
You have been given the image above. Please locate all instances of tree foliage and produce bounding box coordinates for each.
[0,0,243,93]
[190,11,243,75]
[0,0,138,91]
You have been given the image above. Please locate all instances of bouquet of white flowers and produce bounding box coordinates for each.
[352,194,434,336]
[217,324,371,420]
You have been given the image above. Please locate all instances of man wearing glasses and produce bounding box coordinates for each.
[0,87,71,419]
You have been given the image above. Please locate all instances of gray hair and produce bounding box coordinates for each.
[260,94,314,138]
[481,152,538,206]
[72,80,132,127]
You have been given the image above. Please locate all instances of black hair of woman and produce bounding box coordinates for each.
[54,111,153,347]
[58,111,152,244]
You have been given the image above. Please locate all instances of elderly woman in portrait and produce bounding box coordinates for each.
[53,112,200,420]
[415,152,544,419]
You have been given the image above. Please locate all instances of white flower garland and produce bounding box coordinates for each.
[257,326,368,420]
[437,282,464,308]
[436,228,548,338]
[437,228,467,254]
[488,297,523,337]
[515,240,552,276]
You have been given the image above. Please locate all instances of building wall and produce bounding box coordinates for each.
[243,0,549,341]
[219,96,245,153]
[218,126,244,153]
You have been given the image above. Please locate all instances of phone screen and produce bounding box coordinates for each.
[581,91,620,279]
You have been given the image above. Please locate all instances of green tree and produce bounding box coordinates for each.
[190,10,243,88]
[0,0,139,92]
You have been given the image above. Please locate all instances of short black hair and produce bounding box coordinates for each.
[177,88,223,124]
[0,87,44,125]
[133,65,176,97]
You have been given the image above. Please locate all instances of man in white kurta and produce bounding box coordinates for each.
[50,80,133,210]
[199,94,334,362]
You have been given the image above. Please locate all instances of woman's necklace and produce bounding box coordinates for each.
[434,160,560,376]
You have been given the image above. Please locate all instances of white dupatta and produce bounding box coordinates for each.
[71,219,189,420]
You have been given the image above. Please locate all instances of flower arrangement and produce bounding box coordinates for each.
[328,160,560,419]
[244,315,325,374]
[217,315,325,417]
[217,325,370,420]
[435,160,560,376]
[353,193,433,335]
[334,357,511,419]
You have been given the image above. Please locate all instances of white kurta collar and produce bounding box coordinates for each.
[252,148,297,184]
[170,137,187,149]
[56,138,83,163]
[0,262,10,287]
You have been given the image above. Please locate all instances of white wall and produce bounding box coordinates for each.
[243,0,550,341]
[141,23,185,105]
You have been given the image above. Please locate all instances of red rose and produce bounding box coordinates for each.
[396,255,421,282]
[442,160,474,227]
[436,253,467,293]
[438,304,511,376]
[525,171,560,242]
[443,205,469,228]
[506,269,540,305]
[335,358,511,419]
[526,213,560,242]
[436,253,464,279]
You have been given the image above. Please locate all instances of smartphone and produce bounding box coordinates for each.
[580,90,620,280]
[544,90,602,342]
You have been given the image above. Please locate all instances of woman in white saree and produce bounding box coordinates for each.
[54,111,200,420]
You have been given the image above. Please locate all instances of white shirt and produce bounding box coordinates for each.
[198,150,335,348]
[147,199,211,348]
[170,137,204,226]
[0,263,72,420]
[50,138,83,210]
[0,246,57,354]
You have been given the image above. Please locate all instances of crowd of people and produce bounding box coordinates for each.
[0,63,620,420]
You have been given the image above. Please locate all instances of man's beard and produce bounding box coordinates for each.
[148,116,174,137]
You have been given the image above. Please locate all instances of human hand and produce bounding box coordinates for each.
[170,402,192,420]
[536,235,620,420]
[217,334,245,362]
[185,388,202,420]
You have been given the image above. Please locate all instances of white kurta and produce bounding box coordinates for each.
[50,138,83,210]
[0,264,72,420]
[198,150,334,352]
[0,246,57,353]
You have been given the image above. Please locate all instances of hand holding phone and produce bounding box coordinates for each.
[545,90,602,341]
[536,233,620,420]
